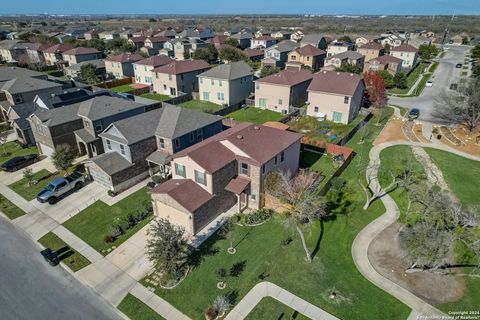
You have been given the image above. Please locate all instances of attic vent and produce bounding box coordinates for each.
[253,126,260,130]
[336,72,340,75]
[350,73,354,76]
[236,135,243,140]
[322,71,327,74]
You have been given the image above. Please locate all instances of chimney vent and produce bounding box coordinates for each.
[236,134,243,140]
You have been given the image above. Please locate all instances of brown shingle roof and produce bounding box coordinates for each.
[63,47,101,55]
[255,36,276,41]
[153,60,210,75]
[359,41,384,50]
[151,179,213,212]
[255,69,313,86]
[391,43,418,53]
[208,35,228,45]
[243,48,264,58]
[293,44,326,57]
[134,55,173,67]
[372,55,403,64]
[43,44,75,54]
[225,176,250,194]
[105,53,144,63]
[307,71,363,96]
[188,141,236,173]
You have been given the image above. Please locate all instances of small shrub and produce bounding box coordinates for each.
[151,175,162,184]
[110,225,123,238]
[243,208,273,225]
[282,236,293,246]
[104,234,116,243]
[204,307,217,320]
[107,190,116,197]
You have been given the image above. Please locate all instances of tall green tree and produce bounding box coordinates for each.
[377,70,394,88]
[335,63,362,74]
[260,65,280,77]
[192,44,218,64]
[224,38,240,48]
[80,63,98,84]
[393,72,408,89]
[219,46,246,62]
[52,144,76,174]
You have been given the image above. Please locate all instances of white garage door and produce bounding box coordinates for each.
[38,143,54,158]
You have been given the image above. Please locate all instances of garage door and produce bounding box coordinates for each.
[87,166,112,189]
[38,143,54,158]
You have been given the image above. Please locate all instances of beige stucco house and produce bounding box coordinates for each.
[324,51,365,70]
[326,41,353,57]
[150,122,303,235]
[390,44,419,69]
[42,44,75,66]
[197,61,254,106]
[152,60,211,97]
[104,53,144,79]
[62,47,103,66]
[254,69,313,114]
[132,55,174,85]
[363,55,403,75]
[357,41,385,62]
[306,71,365,124]
[285,44,326,71]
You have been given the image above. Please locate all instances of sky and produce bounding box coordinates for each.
[0,0,477,15]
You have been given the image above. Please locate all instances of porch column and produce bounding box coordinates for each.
[237,194,241,213]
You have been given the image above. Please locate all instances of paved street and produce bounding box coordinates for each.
[389,45,470,122]
[0,217,123,320]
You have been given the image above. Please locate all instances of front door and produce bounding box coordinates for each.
[170,87,176,96]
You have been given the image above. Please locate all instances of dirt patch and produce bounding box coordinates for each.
[413,123,431,144]
[432,126,480,157]
[368,222,466,305]
[411,146,448,189]
[374,118,408,145]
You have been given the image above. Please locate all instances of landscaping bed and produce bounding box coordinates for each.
[225,107,284,124]
[179,100,223,114]
[118,293,166,320]
[63,187,152,255]
[0,194,26,220]
[38,232,90,272]
[9,169,61,201]
[0,141,38,165]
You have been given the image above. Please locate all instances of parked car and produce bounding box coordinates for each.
[40,248,59,266]
[456,63,463,68]
[426,80,433,87]
[1,154,38,172]
[36,171,85,205]
[408,108,420,119]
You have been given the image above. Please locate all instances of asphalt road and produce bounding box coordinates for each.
[0,217,123,320]
[389,45,470,123]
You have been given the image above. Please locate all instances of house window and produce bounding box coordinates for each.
[255,83,260,90]
[197,129,203,140]
[158,138,165,148]
[280,151,285,162]
[168,74,172,81]
[258,98,267,108]
[291,55,296,61]
[180,74,184,80]
[344,96,349,104]
[219,80,222,87]
[278,99,282,105]
[200,77,203,84]
[274,155,278,165]
[106,139,111,150]
[195,170,206,186]
[120,144,125,155]
[314,106,319,112]
[332,111,343,123]
[144,66,147,71]
[240,162,249,175]
[155,73,159,79]
[174,139,180,148]
[175,163,185,177]
[190,132,194,142]
[83,119,90,128]
[203,92,210,101]
[251,186,256,200]
[163,84,167,90]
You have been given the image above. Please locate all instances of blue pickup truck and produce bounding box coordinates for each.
[36,171,86,205]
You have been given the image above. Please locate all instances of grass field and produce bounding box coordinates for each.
[0,194,26,220]
[38,232,90,272]
[225,107,284,124]
[299,150,337,190]
[118,294,165,320]
[0,141,38,165]
[245,297,311,320]
[179,100,223,113]
[63,187,152,255]
[140,93,171,102]
[9,169,62,201]
[110,84,134,93]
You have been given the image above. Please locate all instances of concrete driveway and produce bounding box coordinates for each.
[389,45,470,123]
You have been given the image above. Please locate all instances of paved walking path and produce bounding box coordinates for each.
[351,140,480,319]
[225,282,339,320]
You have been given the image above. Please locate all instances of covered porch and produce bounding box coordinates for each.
[225,176,251,213]
[146,150,172,179]
[74,128,103,158]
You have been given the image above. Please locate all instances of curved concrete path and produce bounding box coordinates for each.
[352,140,480,318]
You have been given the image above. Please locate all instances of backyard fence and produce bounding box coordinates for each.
[336,111,372,146]
[95,77,132,89]
[162,92,192,105]
[213,102,244,116]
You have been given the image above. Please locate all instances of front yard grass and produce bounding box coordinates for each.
[63,187,152,255]
[225,106,284,124]
[245,297,310,320]
[0,194,26,219]
[0,141,38,165]
[179,100,223,113]
[118,293,165,320]
[143,107,410,320]
[110,84,134,93]
[38,232,90,272]
[389,62,429,95]
[140,93,171,102]
[9,169,62,201]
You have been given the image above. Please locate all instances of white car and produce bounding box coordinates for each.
[426,80,433,87]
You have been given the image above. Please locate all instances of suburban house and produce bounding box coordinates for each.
[271,30,292,40]
[197,61,254,107]
[150,122,303,235]
[127,37,146,50]
[379,35,403,48]
[363,55,403,75]
[84,29,102,40]
[355,37,371,46]
[357,41,385,62]
[207,35,228,49]
[64,59,106,80]
[105,53,144,79]
[390,44,419,69]
[262,40,299,69]
[306,71,365,124]
[326,41,353,57]
[98,31,120,41]
[61,47,103,66]
[25,43,51,65]
[324,51,365,70]
[254,69,313,114]
[250,36,277,49]
[0,40,31,63]
[133,55,174,86]
[300,34,328,50]
[285,44,326,71]
[230,32,253,49]
[151,60,211,97]
[42,44,75,66]
[255,30,272,38]
[243,48,264,61]
[86,104,222,192]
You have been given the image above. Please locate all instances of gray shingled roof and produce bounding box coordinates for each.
[0,66,45,82]
[197,61,253,80]
[327,51,364,61]
[1,77,62,94]
[0,40,31,50]
[89,152,134,175]
[33,102,80,127]
[268,40,298,53]
[11,102,37,130]
[155,104,221,139]
[77,96,144,121]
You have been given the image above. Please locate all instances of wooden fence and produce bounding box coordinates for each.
[95,77,132,89]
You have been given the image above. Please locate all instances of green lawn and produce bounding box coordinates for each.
[425,148,480,207]
[299,150,337,190]
[389,62,429,95]
[118,293,165,320]
[0,141,38,165]
[0,194,26,220]
[143,107,410,320]
[63,187,152,255]
[246,297,310,320]
[140,93,171,102]
[110,84,134,93]
[9,169,62,201]
[38,232,90,272]
[179,100,223,114]
[225,107,284,124]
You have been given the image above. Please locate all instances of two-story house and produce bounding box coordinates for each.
[261,40,298,69]
[105,53,144,79]
[285,44,326,71]
[326,41,353,57]
[254,69,313,114]
[306,71,365,124]
[356,41,385,62]
[250,36,277,49]
[324,51,365,70]
[230,32,253,49]
[85,104,222,192]
[62,47,103,66]
[152,60,211,97]
[25,43,51,65]
[42,44,75,66]
[390,44,419,69]
[197,61,254,106]
[0,40,31,63]
[127,37,146,50]
[363,55,403,75]
[300,34,328,50]
[133,55,174,86]
[150,122,303,235]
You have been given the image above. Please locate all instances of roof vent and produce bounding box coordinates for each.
[236,134,243,140]
[350,73,354,76]
[253,126,260,130]
[336,72,340,75]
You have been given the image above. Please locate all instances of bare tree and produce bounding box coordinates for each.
[265,170,327,262]
[434,78,480,133]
